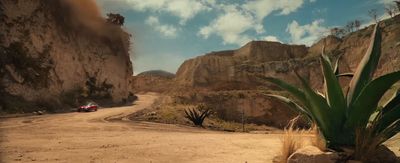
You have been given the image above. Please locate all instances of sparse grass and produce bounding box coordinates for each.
[278,118,327,162]
[129,96,278,132]
[280,117,308,163]
[310,124,327,151]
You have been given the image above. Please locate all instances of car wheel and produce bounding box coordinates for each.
[77,109,81,112]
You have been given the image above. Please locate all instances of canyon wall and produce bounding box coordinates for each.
[173,16,400,127]
[0,0,134,113]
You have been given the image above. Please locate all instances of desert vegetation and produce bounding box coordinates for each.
[263,24,400,161]
[184,104,212,127]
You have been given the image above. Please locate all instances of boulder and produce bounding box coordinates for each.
[366,145,399,163]
[287,146,338,163]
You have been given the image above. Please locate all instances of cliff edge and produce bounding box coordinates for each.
[0,0,134,113]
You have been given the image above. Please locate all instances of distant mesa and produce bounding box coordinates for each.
[137,70,175,78]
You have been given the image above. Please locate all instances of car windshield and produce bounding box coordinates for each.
[85,103,94,106]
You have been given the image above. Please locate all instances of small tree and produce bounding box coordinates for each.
[395,1,400,11]
[354,20,361,30]
[346,21,355,32]
[330,27,348,38]
[330,28,340,37]
[106,13,125,26]
[368,9,379,23]
[184,104,212,127]
[385,4,397,18]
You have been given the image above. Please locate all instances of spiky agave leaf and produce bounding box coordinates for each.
[263,94,312,120]
[347,24,382,106]
[375,90,400,134]
[382,88,400,114]
[259,76,308,105]
[320,53,347,127]
[333,54,342,75]
[346,71,400,129]
[336,73,354,78]
[184,106,211,126]
[294,72,334,139]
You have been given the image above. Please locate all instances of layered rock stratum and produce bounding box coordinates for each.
[177,17,400,90]
[0,0,133,113]
[170,16,400,128]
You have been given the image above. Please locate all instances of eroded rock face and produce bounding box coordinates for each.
[176,18,400,90]
[176,41,310,88]
[0,0,133,113]
[173,17,400,128]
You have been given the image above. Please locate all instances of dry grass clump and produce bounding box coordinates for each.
[279,117,327,163]
[280,117,306,162]
[310,124,326,151]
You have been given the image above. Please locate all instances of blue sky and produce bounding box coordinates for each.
[96,0,392,74]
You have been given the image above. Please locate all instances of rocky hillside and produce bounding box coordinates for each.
[176,17,400,91]
[0,0,134,113]
[131,70,175,93]
[176,42,309,89]
[170,16,400,128]
[137,70,175,78]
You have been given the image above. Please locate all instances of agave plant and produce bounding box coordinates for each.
[262,24,400,148]
[184,104,212,127]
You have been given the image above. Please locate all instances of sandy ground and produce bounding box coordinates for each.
[0,93,283,163]
[0,93,398,163]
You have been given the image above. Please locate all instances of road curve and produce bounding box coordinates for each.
[0,93,283,163]
[1,93,397,163]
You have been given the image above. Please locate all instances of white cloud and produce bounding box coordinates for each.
[379,0,395,4]
[98,0,312,46]
[197,0,309,46]
[198,5,262,46]
[243,0,305,21]
[145,16,178,38]
[262,35,281,42]
[97,0,210,24]
[286,19,329,46]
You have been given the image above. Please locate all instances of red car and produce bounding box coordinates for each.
[77,102,98,112]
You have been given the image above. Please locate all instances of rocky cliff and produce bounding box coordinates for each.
[173,16,400,127]
[0,0,134,113]
[177,17,400,90]
[176,42,309,89]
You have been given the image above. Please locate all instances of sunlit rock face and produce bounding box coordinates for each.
[174,17,400,128]
[177,18,400,90]
[0,0,133,113]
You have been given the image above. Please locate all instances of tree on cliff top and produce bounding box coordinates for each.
[395,1,400,11]
[106,13,125,26]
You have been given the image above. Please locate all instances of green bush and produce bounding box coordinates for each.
[261,24,400,151]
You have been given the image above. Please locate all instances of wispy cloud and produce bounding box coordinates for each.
[198,4,262,46]
[145,16,178,38]
[262,35,281,42]
[97,0,211,24]
[286,19,329,46]
[197,0,311,46]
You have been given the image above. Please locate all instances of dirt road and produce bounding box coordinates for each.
[0,93,284,163]
[1,93,399,163]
